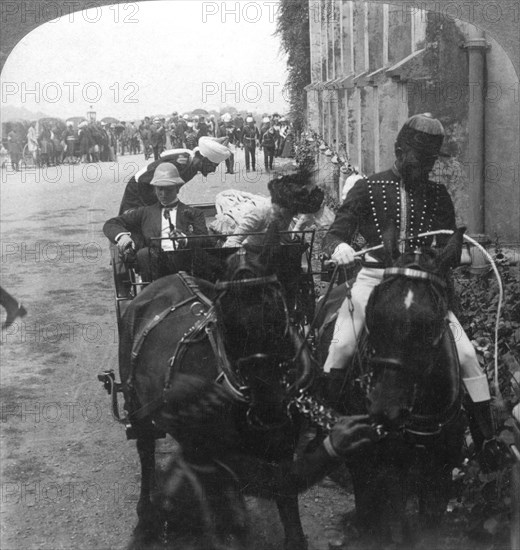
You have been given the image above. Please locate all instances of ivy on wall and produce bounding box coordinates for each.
[275,0,311,134]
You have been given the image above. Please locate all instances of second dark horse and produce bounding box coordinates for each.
[118,243,317,549]
[319,227,468,545]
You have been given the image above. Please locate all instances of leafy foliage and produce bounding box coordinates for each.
[293,133,319,173]
[452,248,520,543]
[454,253,520,406]
[275,0,311,134]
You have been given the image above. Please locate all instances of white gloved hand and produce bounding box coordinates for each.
[331,243,356,265]
[117,234,134,252]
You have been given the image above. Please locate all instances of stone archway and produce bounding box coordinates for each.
[0,0,519,77]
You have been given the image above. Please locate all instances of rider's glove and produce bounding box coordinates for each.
[331,243,356,266]
[324,415,375,459]
[116,234,134,252]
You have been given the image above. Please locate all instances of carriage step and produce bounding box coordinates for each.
[97,370,122,394]
[125,423,166,441]
[97,370,166,440]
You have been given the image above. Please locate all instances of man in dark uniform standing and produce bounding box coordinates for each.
[118,136,231,214]
[150,117,166,161]
[241,116,260,172]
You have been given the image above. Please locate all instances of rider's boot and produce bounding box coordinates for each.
[465,396,507,472]
[466,397,495,447]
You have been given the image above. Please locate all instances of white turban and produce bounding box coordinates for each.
[197,136,231,163]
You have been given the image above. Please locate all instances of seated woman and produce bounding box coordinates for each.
[222,172,330,325]
[222,171,328,252]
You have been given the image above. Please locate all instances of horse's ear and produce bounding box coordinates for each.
[382,220,400,266]
[438,227,466,273]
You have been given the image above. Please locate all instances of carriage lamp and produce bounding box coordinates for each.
[87,106,97,123]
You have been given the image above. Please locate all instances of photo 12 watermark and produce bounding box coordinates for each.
[1,81,139,105]
[1,480,140,506]
[201,1,279,23]
[0,2,140,25]
[0,162,139,184]
[1,401,105,425]
[0,320,119,345]
[202,81,289,105]
[1,241,104,264]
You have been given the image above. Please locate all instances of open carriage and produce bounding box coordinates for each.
[110,202,321,336]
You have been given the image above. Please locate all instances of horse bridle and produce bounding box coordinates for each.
[363,263,459,438]
[367,263,449,366]
[210,272,314,426]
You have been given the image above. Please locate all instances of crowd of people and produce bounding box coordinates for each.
[136,111,295,171]
[2,120,119,170]
[1,111,295,172]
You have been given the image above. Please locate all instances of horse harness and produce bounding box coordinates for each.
[361,261,462,440]
[118,271,314,433]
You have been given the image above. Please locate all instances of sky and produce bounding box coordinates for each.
[0,0,291,121]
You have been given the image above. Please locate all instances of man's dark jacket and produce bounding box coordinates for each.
[104,201,208,250]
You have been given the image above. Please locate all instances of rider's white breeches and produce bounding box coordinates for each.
[323,267,490,403]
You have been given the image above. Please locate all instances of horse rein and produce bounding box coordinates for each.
[383,266,447,290]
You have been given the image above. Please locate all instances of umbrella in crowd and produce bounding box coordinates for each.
[101,117,120,125]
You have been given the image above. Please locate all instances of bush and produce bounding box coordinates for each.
[452,247,520,543]
[454,252,520,409]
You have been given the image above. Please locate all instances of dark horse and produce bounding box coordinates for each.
[320,227,467,545]
[118,242,316,549]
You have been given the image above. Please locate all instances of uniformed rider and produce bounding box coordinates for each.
[322,113,496,447]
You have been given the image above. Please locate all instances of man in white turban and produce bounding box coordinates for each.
[118,136,231,214]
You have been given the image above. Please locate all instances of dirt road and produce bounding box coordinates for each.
[0,153,508,550]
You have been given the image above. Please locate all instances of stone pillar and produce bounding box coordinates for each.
[309,0,322,83]
[463,28,489,234]
[341,0,354,74]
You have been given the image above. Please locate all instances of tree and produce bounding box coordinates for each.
[275,0,311,134]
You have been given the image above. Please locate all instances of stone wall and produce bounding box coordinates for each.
[306,0,520,241]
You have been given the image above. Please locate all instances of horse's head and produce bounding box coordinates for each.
[216,248,290,358]
[363,226,465,433]
[213,238,312,428]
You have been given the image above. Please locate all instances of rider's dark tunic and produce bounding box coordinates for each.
[323,168,456,262]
